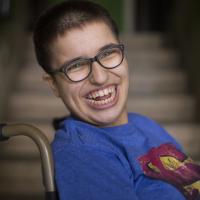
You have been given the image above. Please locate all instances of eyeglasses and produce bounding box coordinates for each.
[48,44,124,82]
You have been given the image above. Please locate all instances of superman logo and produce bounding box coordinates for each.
[138,143,200,200]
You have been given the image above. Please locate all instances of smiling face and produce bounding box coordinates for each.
[45,21,129,127]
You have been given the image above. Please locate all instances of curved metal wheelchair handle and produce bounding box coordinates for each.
[0,123,57,199]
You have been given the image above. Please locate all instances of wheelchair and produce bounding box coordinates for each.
[0,123,58,200]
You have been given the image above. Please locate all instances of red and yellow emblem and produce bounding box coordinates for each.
[138,143,200,200]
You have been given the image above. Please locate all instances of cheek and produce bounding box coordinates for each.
[123,61,129,81]
[58,82,82,104]
[123,59,129,72]
[114,61,129,79]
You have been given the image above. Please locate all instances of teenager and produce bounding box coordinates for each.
[33,1,200,199]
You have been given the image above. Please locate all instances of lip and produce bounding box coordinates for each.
[84,84,119,110]
[85,84,116,97]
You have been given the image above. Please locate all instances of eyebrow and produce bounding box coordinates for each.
[98,43,119,52]
[61,43,119,68]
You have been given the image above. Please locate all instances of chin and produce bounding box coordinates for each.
[89,111,127,127]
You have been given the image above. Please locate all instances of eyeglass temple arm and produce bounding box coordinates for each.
[0,123,58,200]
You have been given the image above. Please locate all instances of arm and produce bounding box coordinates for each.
[53,144,139,200]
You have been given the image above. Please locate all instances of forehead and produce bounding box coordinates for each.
[50,21,119,69]
[51,21,118,60]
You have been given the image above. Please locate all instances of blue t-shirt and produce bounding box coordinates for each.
[52,113,200,200]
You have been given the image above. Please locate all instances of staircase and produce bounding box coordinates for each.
[1,33,200,199]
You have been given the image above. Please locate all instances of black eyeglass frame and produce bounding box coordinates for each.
[47,44,125,82]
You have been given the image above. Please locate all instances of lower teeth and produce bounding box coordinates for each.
[94,93,111,101]
[90,91,115,105]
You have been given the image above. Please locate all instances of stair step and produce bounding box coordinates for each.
[25,53,178,71]
[0,159,43,195]
[20,49,179,75]
[26,33,165,58]
[164,124,200,160]
[125,42,179,71]
[0,123,200,159]
[121,33,165,49]
[8,93,196,122]
[1,127,198,195]
[126,48,177,59]
[2,33,199,198]
[130,70,188,94]
[127,54,178,70]
[127,94,196,122]
[9,93,67,121]
[17,66,188,95]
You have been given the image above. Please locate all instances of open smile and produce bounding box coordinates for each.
[85,84,118,109]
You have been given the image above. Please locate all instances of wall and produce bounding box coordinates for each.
[171,0,200,119]
[0,0,28,121]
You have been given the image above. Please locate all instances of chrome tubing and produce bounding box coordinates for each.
[0,123,57,199]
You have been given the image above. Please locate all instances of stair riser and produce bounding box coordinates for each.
[2,33,200,198]
[0,160,43,194]
[9,94,196,123]
[1,124,200,158]
[17,71,188,95]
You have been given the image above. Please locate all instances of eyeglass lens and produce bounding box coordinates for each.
[65,45,123,82]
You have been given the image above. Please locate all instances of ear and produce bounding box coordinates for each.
[43,73,60,97]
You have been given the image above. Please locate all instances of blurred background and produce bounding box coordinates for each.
[0,0,200,199]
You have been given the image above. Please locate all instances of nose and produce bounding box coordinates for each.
[89,61,109,85]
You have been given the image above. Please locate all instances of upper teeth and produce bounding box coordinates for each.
[88,86,115,99]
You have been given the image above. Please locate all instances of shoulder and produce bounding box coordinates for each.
[128,113,182,149]
[51,115,117,156]
[51,116,80,153]
[129,112,161,126]
[128,112,164,133]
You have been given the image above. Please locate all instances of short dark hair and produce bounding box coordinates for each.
[33,0,119,72]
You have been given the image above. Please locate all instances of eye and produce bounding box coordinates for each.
[99,49,113,59]
[66,60,89,73]
[67,63,80,73]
